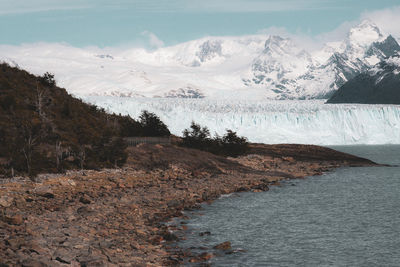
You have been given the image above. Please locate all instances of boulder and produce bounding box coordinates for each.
[0,196,13,207]
[213,241,232,251]
[1,214,23,225]
[34,186,54,199]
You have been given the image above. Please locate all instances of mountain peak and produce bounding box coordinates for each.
[347,20,384,48]
[196,40,222,63]
[367,35,400,58]
[263,35,296,55]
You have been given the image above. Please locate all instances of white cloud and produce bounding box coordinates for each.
[141,31,164,49]
[361,6,400,39]
[256,6,400,52]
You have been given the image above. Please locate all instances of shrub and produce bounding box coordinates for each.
[40,72,56,87]
[139,110,170,137]
[221,130,249,157]
[182,122,212,149]
[181,121,249,157]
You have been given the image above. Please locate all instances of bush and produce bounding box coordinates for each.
[181,122,249,157]
[139,110,170,137]
[221,130,248,157]
[40,72,56,87]
[182,122,211,149]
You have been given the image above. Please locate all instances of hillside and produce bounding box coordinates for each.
[0,63,169,177]
[326,54,400,104]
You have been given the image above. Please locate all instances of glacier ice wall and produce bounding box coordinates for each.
[83,97,400,145]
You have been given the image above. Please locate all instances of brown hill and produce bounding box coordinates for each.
[0,63,167,177]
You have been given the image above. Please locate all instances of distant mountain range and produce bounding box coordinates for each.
[1,20,399,100]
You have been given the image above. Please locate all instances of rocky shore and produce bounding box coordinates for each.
[0,144,377,266]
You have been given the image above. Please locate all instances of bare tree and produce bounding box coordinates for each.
[21,126,40,177]
[55,141,63,171]
[16,115,43,177]
[78,147,86,170]
[35,82,46,119]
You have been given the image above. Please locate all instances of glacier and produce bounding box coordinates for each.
[83,97,400,145]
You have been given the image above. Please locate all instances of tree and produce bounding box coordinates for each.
[221,130,248,157]
[139,110,170,137]
[15,115,44,177]
[40,72,56,87]
[182,122,212,150]
[117,115,142,137]
[181,122,249,157]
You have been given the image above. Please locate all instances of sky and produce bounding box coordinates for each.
[0,0,400,48]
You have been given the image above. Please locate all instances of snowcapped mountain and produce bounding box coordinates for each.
[327,53,400,104]
[244,20,400,99]
[0,20,399,100]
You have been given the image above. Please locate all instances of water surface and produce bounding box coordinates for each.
[179,145,400,266]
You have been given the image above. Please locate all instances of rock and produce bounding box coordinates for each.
[162,232,179,242]
[213,241,232,251]
[252,183,269,191]
[235,187,248,192]
[59,179,76,187]
[282,156,295,162]
[34,186,54,198]
[55,257,70,264]
[1,214,23,225]
[77,257,108,267]
[167,256,182,264]
[151,235,164,245]
[189,252,214,262]
[79,196,91,204]
[20,259,48,267]
[53,247,74,264]
[0,196,13,207]
[167,199,181,208]
[77,206,93,215]
[5,237,25,250]
[199,231,211,236]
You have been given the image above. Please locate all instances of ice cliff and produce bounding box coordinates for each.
[83,97,400,145]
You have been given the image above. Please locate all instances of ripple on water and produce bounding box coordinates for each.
[179,145,400,267]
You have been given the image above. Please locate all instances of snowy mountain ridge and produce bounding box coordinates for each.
[327,52,400,104]
[1,20,399,100]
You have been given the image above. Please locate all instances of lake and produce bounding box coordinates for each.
[179,145,400,266]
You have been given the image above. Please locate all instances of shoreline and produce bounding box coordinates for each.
[0,144,378,266]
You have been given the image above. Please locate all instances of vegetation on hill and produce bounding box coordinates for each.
[181,122,249,157]
[0,63,169,178]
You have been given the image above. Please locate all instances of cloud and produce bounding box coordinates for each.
[256,25,344,51]
[141,31,164,49]
[256,5,400,51]
[361,6,400,38]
